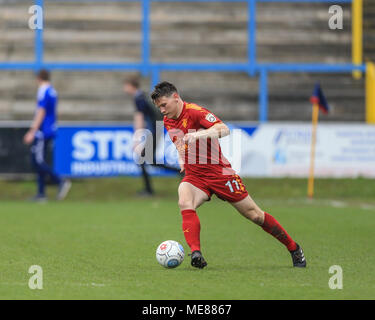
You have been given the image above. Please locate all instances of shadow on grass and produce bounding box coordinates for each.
[177,264,295,272]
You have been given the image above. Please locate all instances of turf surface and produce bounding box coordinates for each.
[0,177,374,299]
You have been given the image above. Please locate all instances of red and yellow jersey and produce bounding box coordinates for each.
[164,102,235,177]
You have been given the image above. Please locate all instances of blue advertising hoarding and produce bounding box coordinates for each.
[54,125,180,177]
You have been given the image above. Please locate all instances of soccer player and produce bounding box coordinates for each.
[151,82,306,269]
[23,69,71,202]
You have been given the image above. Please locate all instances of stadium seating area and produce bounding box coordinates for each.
[364,0,375,62]
[0,1,372,122]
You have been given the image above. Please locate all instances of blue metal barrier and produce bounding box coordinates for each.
[0,0,363,122]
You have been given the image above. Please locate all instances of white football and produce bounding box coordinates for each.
[156,240,185,268]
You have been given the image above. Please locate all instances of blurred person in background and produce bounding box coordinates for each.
[124,76,181,197]
[23,69,71,202]
[124,76,157,196]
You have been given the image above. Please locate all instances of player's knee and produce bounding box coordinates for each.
[178,198,194,211]
[247,208,264,225]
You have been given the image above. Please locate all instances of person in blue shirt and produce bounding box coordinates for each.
[23,69,71,202]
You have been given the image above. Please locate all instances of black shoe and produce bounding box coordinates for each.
[290,243,306,268]
[190,250,207,269]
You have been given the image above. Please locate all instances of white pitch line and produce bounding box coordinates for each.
[329,200,348,208]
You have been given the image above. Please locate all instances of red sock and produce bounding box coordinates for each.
[181,209,201,252]
[261,212,297,251]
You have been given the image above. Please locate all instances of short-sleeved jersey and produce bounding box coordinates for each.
[36,84,58,139]
[164,102,235,177]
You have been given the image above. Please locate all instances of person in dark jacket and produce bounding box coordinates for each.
[124,76,159,196]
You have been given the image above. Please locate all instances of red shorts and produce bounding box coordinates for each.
[182,173,249,203]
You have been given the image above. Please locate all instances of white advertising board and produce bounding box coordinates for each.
[226,123,375,178]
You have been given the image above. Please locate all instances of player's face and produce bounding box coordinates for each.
[154,93,179,119]
[123,83,136,96]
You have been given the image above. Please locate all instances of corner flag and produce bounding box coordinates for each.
[310,83,330,114]
[307,83,329,198]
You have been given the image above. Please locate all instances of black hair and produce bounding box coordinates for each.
[151,81,178,101]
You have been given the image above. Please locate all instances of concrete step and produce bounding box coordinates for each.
[0,70,364,121]
[1,70,362,99]
[0,1,364,122]
[0,2,352,63]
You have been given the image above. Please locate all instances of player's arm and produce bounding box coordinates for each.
[133,98,146,152]
[23,108,46,145]
[132,111,147,156]
[134,111,144,131]
[183,122,230,144]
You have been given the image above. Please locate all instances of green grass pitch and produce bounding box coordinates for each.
[0,177,374,299]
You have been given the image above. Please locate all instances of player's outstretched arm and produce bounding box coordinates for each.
[183,122,230,144]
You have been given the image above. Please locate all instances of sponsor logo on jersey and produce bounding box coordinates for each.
[205,113,217,123]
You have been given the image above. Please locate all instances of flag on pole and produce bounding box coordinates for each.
[307,83,329,198]
[310,83,330,114]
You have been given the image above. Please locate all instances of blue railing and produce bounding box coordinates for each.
[0,0,365,122]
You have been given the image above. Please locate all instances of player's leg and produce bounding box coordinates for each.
[138,146,154,196]
[230,195,297,250]
[178,181,209,251]
[32,135,71,201]
[139,162,154,195]
[178,181,210,268]
[229,194,265,225]
[178,181,209,211]
[43,138,71,200]
[30,135,47,201]
[36,171,46,199]
[211,173,306,267]
[37,137,61,186]
[230,195,306,267]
